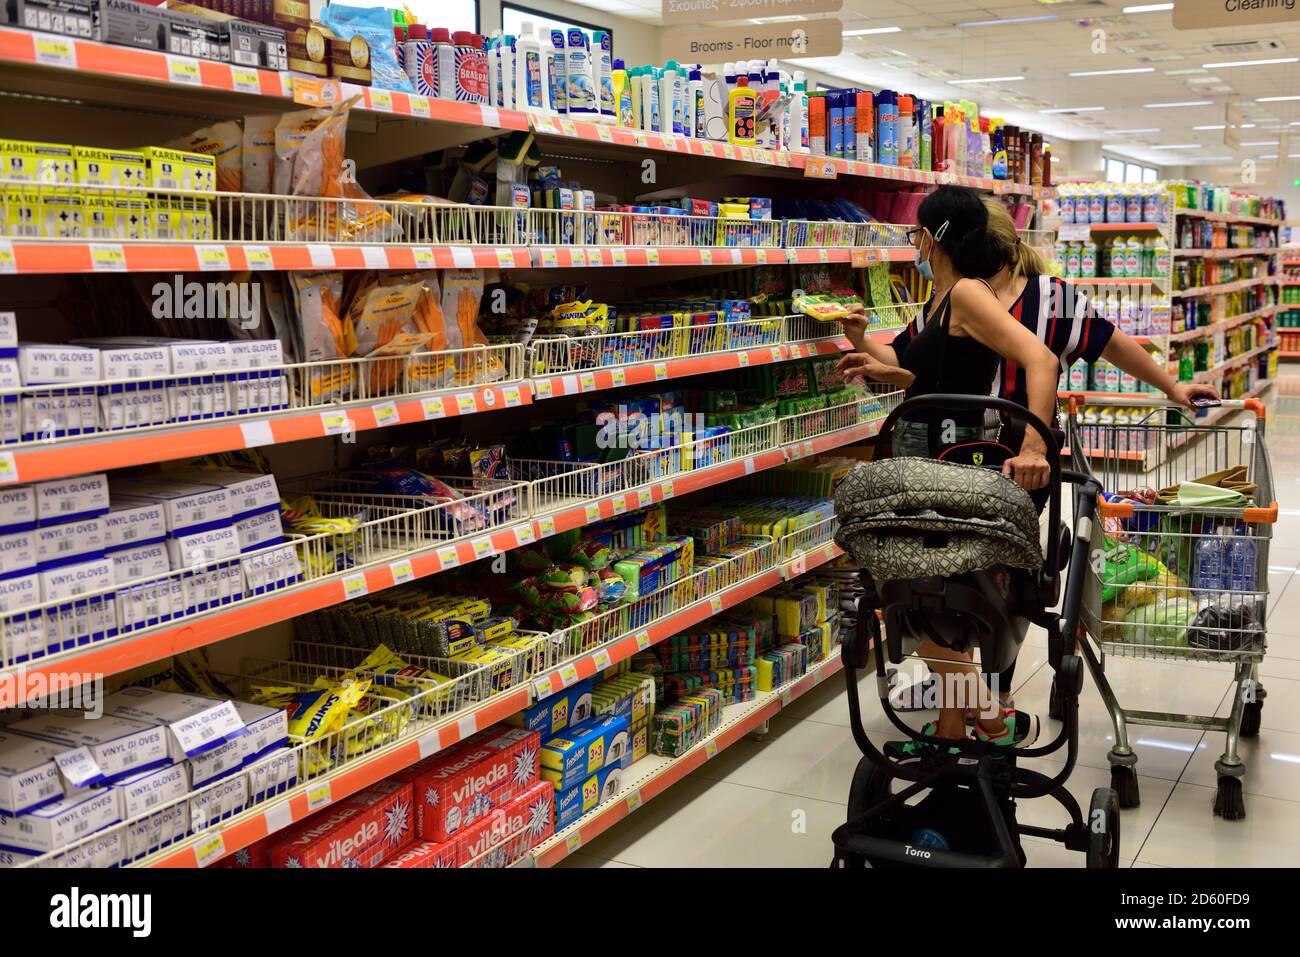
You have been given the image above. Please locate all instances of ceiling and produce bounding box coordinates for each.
[569,0,1300,170]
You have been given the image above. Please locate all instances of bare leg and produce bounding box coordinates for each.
[917,640,1006,738]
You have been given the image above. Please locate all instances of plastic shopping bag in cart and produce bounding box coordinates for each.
[1186,594,1266,653]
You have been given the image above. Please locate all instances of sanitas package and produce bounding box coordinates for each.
[554,760,623,830]
[506,677,593,738]
[540,713,630,792]
[270,779,413,868]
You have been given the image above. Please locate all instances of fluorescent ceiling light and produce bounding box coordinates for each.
[843,26,901,35]
[1202,57,1298,68]
[1149,143,1201,149]
[750,15,803,22]
[1256,95,1300,102]
[1241,140,1280,146]
[1039,106,1105,113]
[1198,156,1234,161]
[1068,67,1155,77]
[1144,100,1213,108]
[949,75,1024,85]
[1108,127,1161,133]
[1123,3,1174,12]
[955,14,1060,27]
[1191,123,1252,130]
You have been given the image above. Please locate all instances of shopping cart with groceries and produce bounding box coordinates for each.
[1068,395,1275,820]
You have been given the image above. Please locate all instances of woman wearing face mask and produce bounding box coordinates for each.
[845,186,1060,491]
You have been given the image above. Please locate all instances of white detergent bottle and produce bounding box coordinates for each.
[688,67,705,139]
[514,21,547,113]
[593,30,615,124]
[500,35,517,109]
[642,66,661,132]
[792,71,809,152]
[487,34,501,108]
[548,29,568,115]
[566,28,597,118]
[660,61,678,135]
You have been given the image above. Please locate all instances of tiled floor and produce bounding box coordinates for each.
[562,377,1300,868]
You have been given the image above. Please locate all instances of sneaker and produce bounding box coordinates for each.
[888,672,939,711]
[973,709,1041,750]
[883,722,963,761]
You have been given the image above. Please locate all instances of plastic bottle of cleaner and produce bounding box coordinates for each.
[566,28,596,118]
[425,28,454,100]
[724,61,736,92]
[628,66,643,129]
[501,35,517,109]
[453,31,487,104]
[641,67,661,132]
[1152,233,1171,280]
[593,31,614,124]
[760,58,781,148]
[918,98,931,170]
[660,60,681,135]
[728,73,758,146]
[689,67,705,138]
[790,72,809,153]
[613,59,632,127]
[548,29,568,115]
[513,22,545,113]
[403,24,430,95]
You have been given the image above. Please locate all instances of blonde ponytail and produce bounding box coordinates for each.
[981,196,1046,281]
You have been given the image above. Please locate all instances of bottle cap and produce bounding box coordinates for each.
[394,24,405,41]
[430,27,451,43]
[614,58,625,70]
[452,31,475,45]
[406,23,426,39]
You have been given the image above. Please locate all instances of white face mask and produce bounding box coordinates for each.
[914,219,949,283]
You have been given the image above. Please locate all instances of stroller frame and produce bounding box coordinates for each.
[831,395,1120,868]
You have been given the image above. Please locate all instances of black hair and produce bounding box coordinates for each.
[915,185,1003,279]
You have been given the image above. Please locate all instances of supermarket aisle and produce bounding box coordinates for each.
[562,378,1300,868]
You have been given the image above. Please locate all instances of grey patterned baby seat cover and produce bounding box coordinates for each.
[834,457,1043,582]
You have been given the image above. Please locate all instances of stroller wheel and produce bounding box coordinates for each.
[1240,701,1262,738]
[1086,788,1121,868]
[1048,678,1063,721]
[1214,776,1246,821]
[848,757,892,822]
[1109,764,1141,809]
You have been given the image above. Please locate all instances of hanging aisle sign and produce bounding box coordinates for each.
[661,0,842,22]
[1174,0,1300,30]
[661,19,843,61]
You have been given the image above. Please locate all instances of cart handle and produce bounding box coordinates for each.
[1063,394,1266,420]
[1097,495,1278,524]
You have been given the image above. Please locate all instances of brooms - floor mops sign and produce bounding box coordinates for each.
[1173,0,1297,29]
[661,0,841,23]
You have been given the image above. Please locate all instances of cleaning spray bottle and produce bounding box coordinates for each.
[593,31,614,124]
[513,22,545,113]
[792,71,809,152]
[566,28,596,118]
[642,66,661,132]
[613,59,632,127]
[689,66,705,138]
[547,29,567,115]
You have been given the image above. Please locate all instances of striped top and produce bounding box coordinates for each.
[889,275,1116,413]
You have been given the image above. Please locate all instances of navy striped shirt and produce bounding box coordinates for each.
[889,275,1115,412]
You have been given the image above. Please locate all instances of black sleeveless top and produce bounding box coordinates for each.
[899,286,1000,428]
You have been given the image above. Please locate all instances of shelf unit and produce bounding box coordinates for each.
[0,20,1066,870]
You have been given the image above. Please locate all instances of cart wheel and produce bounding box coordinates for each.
[1048,678,1063,721]
[1086,788,1121,869]
[848,757,891,821]
[1110,764,1141,809]
[1214,776,1246,821]
[1240,701,1262,738]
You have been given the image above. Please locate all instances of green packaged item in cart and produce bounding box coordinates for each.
[1099,538,1161,602]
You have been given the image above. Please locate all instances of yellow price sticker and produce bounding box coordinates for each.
[513,523,535,545]
[456,393,479,415]
[369,88,393,111]
[371,401,399,427]
[584,503,602,524]
[560,664,580,686]
[496,247,517,269]
[472,537,494,559]
[637,488,653,508]
[645,248,660,265]
[306,782,332,810]
[565,832,583,853]
[437,546,460,567]
[412,247,436,269]
[661,480,675,499]
[738,352,750,367]
[389,559,414,584]
[612,496,627,515]
[579,372,597,393]
[626,790,643,812]
[755,248,768,264]
[231,66,261,94]
[244,245,274,270]
[632,131,648,147]
[503,385,522,407]
[538,516,557,538]
[194,833,226,868]
[408,95,431,118]
[610,368,626,388]
[167,55,201,85]
[710,596,724,615]
[89,244,126,272]
[196,245,230,271]
[593,649,612,671]
[540,247,559,268]
[781,689,793,708]
[421,396,446,419]
[770,346,785,362]
[699,249,713,265]
[654,363,669,381]
[818,248,830,264]
[560,119,578,136]
[701,141,716,156]
[320,411,351,435]
[662,135,679,152]
[634,630,651,650]
[343,573,368,600]
[611,247,628,266]
[534,378,554,399]
[0,453,17,485]
[704,740,718,759]
[596,125,614,142]
[34,36,76,68]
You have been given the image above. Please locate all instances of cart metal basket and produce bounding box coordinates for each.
[1068,396,1276,820]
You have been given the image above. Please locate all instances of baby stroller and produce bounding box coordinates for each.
[829,394,1120,868]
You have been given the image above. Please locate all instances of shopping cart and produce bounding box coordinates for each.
[1067,396,1276,820]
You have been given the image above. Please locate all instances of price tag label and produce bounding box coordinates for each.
[1058,222,1090,242]
[645,248,661,265]
[738,352,750,368]
[408,94,431,118]
[851,248,882,268]
[704,740,718,759]
[701,141,717,156]
[231,66,261,94]
[369,88,393,111]
[781,689,793,708]
[744,457,756,474]
[626,790,643,813]
[699,249,714,265]
[661,480,675,499]
[472,537,494,559]
[538,516,556,538]
[437,545,461,568]
[513,523,535,545]
[584,503,602,524]
[421,397,446,419]
[654,362,669,381]
[90,244,126,272]
[534,378,554,400]
[0,241,14,274]
[740,147,754,162]
[612,496,628,515]
[560,119,579,136]
[292,76,340,106]
[804,158,838,179]
[455,393,478,415]
[412,246,436,269]
[570,247,588,267]
[596,125,614,142]
[343,573,368,600]
[534,675,555,698]
[167,55,201,85]
[662,135,679,152]
[320,410,352,435]
[632,131,648,147]
[611,247,628,266]
[709,596,723,615]
[195,245,231,272]
[559,663,580,686]
[804,440,815,458]
[306,782,333,811]
[496,247,517,269]
[634,630,652,650]
[540,247,559,268]
[34,35,76,68]
[637,488,653,508]
[788,555,807,578]
[818,248,830,264]
[0,453,18,485]
[244,245,274,270]
[756,248,769,264]
[371,401,399,428]
[533,113,557,134]
[579,372,597,393]
[195,833,226,867]
[389,559,415,584]
[503,385,522,407]
[565,832,583,853]
[770,346,785,363]
[592,648,612,671]
[609,368,626,389]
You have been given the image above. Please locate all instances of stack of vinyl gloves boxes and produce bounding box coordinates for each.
[0,679,296,867]
[6,329,287,445]
[0,465,297,666]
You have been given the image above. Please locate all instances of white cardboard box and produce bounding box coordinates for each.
[103,686,246,761]
[8,712,170,783]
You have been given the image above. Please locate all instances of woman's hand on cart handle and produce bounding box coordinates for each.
[1166,380,1220,410]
